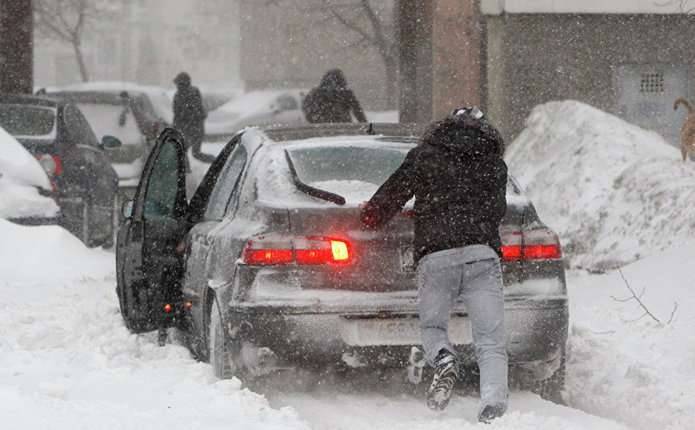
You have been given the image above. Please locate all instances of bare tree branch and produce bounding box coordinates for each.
[667,302,679,325]
[617,269,662,324]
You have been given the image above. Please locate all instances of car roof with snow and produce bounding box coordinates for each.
[0,94,61,108]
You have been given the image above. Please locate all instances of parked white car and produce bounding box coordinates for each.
[205,89,307,136]
[0,125,59,224]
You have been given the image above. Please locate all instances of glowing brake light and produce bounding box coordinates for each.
[331,240,349,261]
[243,236,352,266]
[501,227,562,261]
[244,248,294,265]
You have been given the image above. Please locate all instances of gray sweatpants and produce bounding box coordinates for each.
[417,245,509,410]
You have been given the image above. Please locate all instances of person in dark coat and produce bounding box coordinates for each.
[172,72,207,164]
[302,69,367,123]
[360,107,509,423]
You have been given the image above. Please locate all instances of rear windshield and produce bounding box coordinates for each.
[258,140,526,208]
[0,105,56,138]
[76,103,142,146]
[257,142,411,206]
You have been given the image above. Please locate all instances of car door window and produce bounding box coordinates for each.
[205,146,248,220]
[143,141,181,219]
[63,104,100,147]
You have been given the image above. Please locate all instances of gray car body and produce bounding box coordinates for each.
[177,124,568,384]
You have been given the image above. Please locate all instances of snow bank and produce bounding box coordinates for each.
[0,219,109,281]
[505,100,695,271]
[0,220,309,430]
[566,242,695,429]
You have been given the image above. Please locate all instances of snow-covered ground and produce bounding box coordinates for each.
[0,220,308,430]
[0,217,632,430]
[566,243,695,430]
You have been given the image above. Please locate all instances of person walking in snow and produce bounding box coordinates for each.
[302,68,367,123]
[172,72,207,165]
[360,107,509,423]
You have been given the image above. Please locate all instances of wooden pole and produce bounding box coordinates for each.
[0,0,34,94]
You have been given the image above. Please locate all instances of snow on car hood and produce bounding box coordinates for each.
[0,125,52,190]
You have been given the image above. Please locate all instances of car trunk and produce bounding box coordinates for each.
[279,202,528,292]
[285,205,417,292]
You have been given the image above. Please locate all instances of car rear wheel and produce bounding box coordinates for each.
[208,295,235,379]
[533,346,566,405]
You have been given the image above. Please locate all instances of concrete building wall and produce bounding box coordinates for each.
[485,14,695,143]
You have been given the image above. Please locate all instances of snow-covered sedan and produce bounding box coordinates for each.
[116,124,568,402]
[205,89,307,136]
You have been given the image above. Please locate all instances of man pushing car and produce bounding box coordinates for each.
[360,107,509,423]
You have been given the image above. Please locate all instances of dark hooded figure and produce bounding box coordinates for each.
[172,72,206,163]
[302,69,367,123]
[360,107,509,423]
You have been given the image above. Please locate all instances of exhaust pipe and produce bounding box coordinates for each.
[407,347,426,384]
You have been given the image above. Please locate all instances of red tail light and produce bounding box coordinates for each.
[501,227,562,261]
[243,235,352,266]
[36,154,63,177]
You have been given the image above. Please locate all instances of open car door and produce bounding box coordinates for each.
[116,128,188,333]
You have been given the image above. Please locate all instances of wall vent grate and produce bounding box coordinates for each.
[640,73,665,93]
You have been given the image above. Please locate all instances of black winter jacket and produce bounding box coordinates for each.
[302,69,367,123]
[360,115,508,262]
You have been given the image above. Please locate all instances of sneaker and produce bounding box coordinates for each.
[426,349,459,411]
[478,404,506,424]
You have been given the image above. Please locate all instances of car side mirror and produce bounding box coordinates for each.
[101,135,122,150]
[122,199,134,219]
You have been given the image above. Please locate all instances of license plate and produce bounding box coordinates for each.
[400,247,415,272]
[339,317,473,346]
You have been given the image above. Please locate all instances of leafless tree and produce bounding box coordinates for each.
[270,0,398,106]
[317,0,398,106]
[33,0,115,82]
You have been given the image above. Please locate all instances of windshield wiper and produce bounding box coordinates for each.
[284,150,346,206]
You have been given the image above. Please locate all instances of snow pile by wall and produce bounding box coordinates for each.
[505,100,695,271]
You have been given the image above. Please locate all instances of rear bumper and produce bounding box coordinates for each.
[225,293,568,380]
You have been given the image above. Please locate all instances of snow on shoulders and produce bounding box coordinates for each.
[506,100,695,270]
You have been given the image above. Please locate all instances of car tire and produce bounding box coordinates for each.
[533,346,566,405]
[208,295,235,379]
